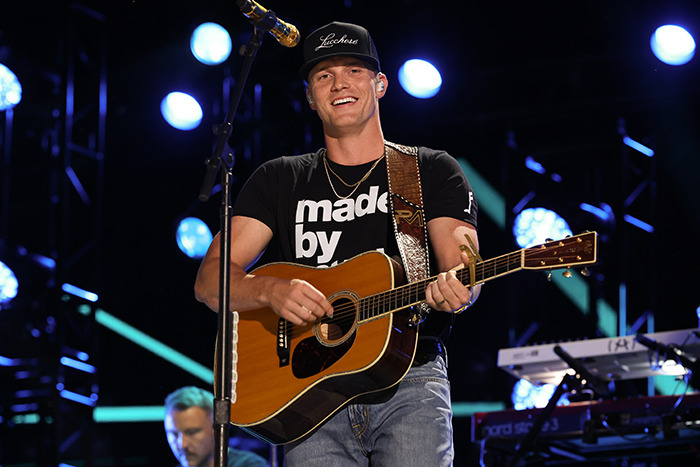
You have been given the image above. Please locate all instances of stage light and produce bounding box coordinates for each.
[512,379,569,410]
[624,214,654,233]
[523,155,561,182]
[161,91,203,131]
[579,202,614,223]
[191,22,232,66]
[94,405,166,423]
[622,136,654,157]
[176,217,213,259]
[398,59,442,99]
[0,63,22,111]
[524,156,545,175]
[11,413,40,424]
[74,304,214,383]
[0,242,55,310]
[650,24,696,66]
[60,356,96,374]
[0,260,19,307]
[513,207,572,248]
[62,283,99,302]
[59,389,97,407]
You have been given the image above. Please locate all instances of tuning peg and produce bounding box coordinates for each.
[580,267,591,277]
[562,268,572,278]
[546,270,552,281]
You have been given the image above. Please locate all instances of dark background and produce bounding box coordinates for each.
[1,0,699,465]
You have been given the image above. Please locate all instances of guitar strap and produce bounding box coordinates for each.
[384,141,431,325]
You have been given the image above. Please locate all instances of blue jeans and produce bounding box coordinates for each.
[284,354,453,466]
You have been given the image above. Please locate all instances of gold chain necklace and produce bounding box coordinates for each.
[322,149,386,200]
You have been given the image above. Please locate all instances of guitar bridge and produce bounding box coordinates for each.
[277,318,291,367]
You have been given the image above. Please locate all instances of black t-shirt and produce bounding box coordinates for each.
[232,144,478,338]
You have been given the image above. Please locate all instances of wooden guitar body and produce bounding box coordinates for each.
[231,251,416,444]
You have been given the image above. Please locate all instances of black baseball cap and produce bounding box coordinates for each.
[299,22,381,80]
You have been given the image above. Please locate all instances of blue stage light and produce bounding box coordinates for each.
[60,356,97,374]
[0,64,22,111]
[650,25,696,66]
[0,260,19,307]
[61,283,99,302]
[161,92,203,131]
[398,59,442,99]
[191,22,233,66]
[624,214,654,233]
[176,217,213,259]
[59,389,97,407]
[512,379,569,410]
[580,202,614,223]
[524,156,546,174]
[513,207,572,248]
[622,136,655,157]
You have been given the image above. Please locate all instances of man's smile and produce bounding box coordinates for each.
[332,97,358,105]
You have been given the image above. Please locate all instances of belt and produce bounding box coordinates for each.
[412,337,446,366]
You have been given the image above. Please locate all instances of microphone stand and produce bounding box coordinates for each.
[198,27,265,467]
[508,373,577,467]
[636,333,700,376]
[509,345,608,467]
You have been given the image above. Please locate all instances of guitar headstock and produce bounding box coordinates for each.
[523,232,597,270]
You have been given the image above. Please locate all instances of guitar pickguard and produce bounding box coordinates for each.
[291,332,356,379]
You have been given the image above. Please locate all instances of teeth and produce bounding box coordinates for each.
[333,97,357,105]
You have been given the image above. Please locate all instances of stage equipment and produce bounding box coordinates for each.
[191,22,232,65]
[498,328,700,385]
[398,59,442,99]
[176,217,213,259]
[0,64,22,111]
[513,207,572,249]
[160,91,203,131]
[473,392,700,465]
[483,328,700,465]
[651,24,696,66]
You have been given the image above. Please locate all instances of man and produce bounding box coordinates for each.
[164,386,268,467]
[195,21,481,466]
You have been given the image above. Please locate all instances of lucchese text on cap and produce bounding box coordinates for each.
[316,33,359,51]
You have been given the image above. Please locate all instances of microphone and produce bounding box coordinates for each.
[238,0,300,47]
[553,345,609,396]
[635,333,699,374]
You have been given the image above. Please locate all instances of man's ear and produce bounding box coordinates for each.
[375,72,388,97]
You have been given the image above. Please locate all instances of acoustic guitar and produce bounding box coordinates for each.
[226,232,597,444]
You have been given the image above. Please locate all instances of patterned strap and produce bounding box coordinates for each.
[385,141,431,324]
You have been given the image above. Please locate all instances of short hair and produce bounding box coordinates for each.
[165,386,214,413]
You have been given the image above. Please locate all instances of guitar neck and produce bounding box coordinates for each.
[357,231,597,323]
[358,250,522,323]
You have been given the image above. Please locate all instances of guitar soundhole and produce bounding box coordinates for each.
[291,296,357,379]
[315,297,356,346]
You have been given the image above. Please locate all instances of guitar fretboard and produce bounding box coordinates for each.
[358,250,523,323]
[353,231,597,323]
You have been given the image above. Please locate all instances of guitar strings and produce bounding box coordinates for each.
[284,242,587,339]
